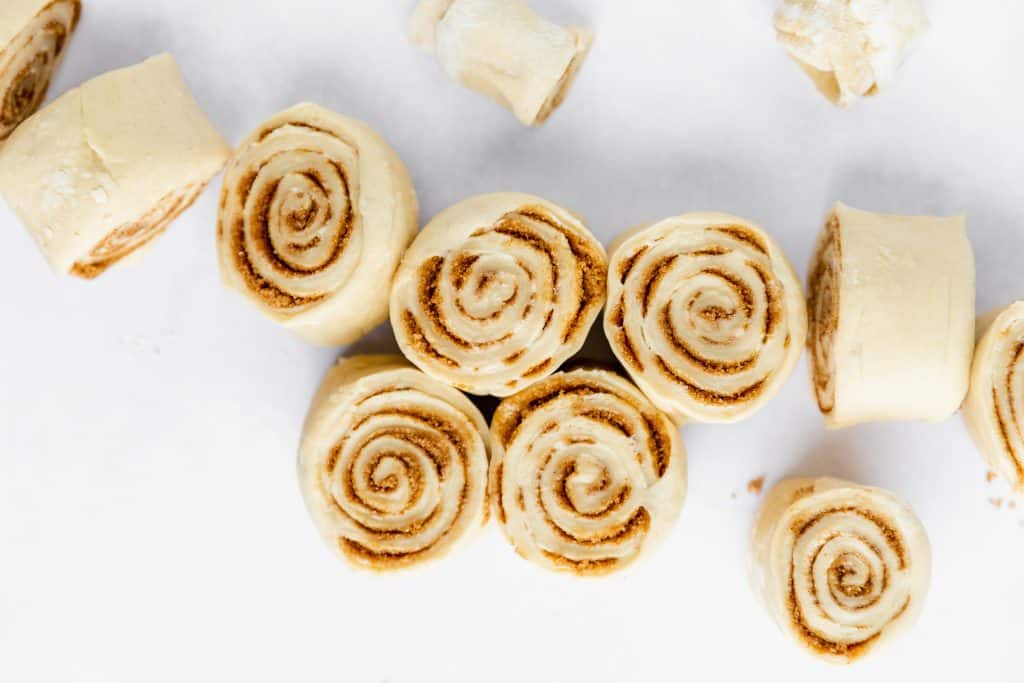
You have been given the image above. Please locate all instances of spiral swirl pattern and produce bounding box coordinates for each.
[605,213,806,423]
[751,478,931,663]
[218,103,418,346]
[808,214,841,415]
[299,356,490,571]
[391,193,607,396]
[963,302,1024,491]
[0,0,79,140]
[489,367,686,576]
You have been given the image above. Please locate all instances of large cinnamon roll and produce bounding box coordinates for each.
[217,103,418,346]
[605,213,806,423]
[391,193,607,397]
[0,0,80,140]
[807,202,974,428]
[0,53,231,278]
[963,302,1024,492]
[751,478,931,663]
[775,0,929,107]
[410,0,592,125]
[298,355,490,572]
[489,367,686,576]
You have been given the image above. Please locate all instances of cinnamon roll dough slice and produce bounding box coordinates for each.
[605,213,807,423]
[410,0,592,125]
[963,302,1024,492]
[0,53,231,278]
[217,103,418,346]
[775,0,929,107]
[751,478,931,663]
[490,367,686,576]
[391,193,607,397]
[808,202,974,428]
[299,355,490,571]
[0,0,80,140]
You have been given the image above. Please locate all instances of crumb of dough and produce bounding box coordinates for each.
[990,497,1004,509]
[986,471,998,483]
[1009,500,1017,510]
[747,476,765,495]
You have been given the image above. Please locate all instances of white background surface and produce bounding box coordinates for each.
[2,1,1023,681]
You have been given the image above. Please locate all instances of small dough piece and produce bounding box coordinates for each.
[390,192,607,397]
[751,477,931,663]
[807,202,974,428]
[298,355,490,572]
[410,0,592,125]
[963,302,1024,492]
[0,53,230,278]
[489,367,686,576]
[217,103,418,346]
[775,0,929,106]
[605,213,807,423]
[0,0,80,139]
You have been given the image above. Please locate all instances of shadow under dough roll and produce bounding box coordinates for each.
[605,213,807,423]
[807,201,974,428]
[298,355,490,572]
[217,103,419,346]
[390,192,607,397]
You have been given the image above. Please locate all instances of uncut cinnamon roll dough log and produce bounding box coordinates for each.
[0,0,80,140]
[299,355,490,571]
[390,192,607,397]
[775,0,929,107]
[963,302,1024,492]
[410,0,592,125]
[490,367,686,576]
[217,103,418,346]
[751,478,931,663]
[0,53,230,278]
[807,202,974,428]
[605,213,807,423]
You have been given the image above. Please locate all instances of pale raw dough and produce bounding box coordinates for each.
[963,302,1024,492]
[750,477,931,663]
[0,53,231,278]
[298,355,490,572]
[217,103,419,347]
[775,0,929,106]
[807,202,974,428]
[489,367,687,576]
[0,0,80,139]
[410,0,592,125]
[605,213,807,424]
[390,192,607,397]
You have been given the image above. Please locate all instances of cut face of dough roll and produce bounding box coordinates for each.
[217,103,419,347]
[0,53,231,278]
[0,0,80,140]
[775,0,929,107]
[490,367,686,576]
[605,213,807,423]
[963,302,1024,492]
[751,478,931,663]
[808,202,974,428]
[220,103,419,344]
[410,0,592,125]
[391,193,607,397]
[298,355,490,572]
